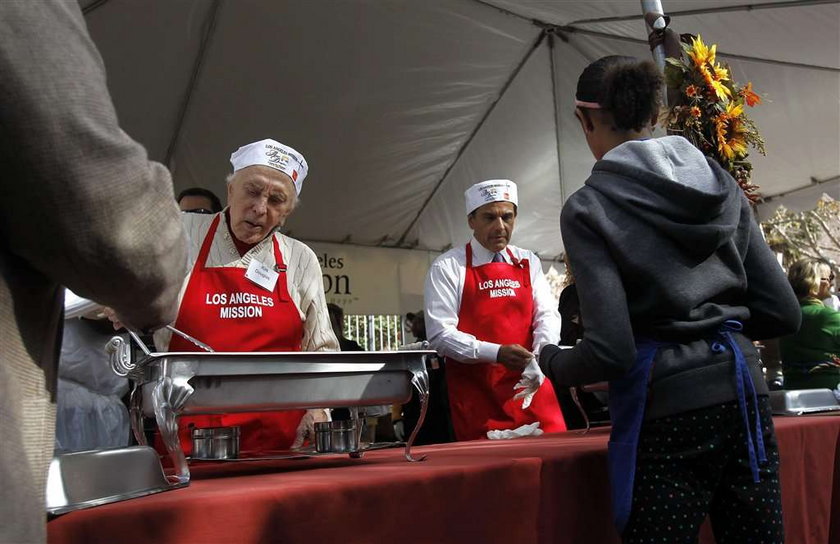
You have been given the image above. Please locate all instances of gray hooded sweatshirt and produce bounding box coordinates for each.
[540,136,800,419]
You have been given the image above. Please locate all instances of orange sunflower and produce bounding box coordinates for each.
[685,84,699,98]
[712,63,729,82]
[715,102,748,160]
[697,63,731,102]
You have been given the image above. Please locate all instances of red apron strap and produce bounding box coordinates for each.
[505,247,519,267]
[196,214,222,271]
[465,243,473,268]
[272,234,286,270]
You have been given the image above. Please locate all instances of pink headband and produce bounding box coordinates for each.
[574,99,602,109]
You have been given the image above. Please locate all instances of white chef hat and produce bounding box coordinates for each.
[229,139,309,195]
[464,179,518,215]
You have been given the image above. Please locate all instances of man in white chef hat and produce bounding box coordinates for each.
[153,138,339,454]
[424,179,566,440]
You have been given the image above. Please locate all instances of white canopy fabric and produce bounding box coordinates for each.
[81,0,840,261]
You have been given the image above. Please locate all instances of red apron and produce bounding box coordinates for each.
[166,214,305,455]
[445,244,566,441]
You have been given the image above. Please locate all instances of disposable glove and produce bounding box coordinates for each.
[513,357,544,409]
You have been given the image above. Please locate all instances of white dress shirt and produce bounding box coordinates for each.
[155,211,339,352]
[424,237,561,363]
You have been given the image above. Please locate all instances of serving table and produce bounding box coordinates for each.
[48,414,840,544]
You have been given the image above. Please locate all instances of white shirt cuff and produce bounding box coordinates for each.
[478,341,502,363]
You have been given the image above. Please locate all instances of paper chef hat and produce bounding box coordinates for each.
[464,179,518,215]
[229,139,309,195]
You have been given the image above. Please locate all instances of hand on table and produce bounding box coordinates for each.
[291,408,331,449]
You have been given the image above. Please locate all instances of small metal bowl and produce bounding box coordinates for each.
[315,420,359,453]
[192,426,240,460]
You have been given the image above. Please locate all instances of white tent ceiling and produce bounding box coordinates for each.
[81,0,840,261]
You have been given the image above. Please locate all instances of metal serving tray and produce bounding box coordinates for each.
[769,388,840,416]
[46,446,186,515]
[108,338,433,484]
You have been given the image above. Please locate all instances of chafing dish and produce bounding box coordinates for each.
[769,388,840,416]
[46,446,186,515]
[108,336,432,484]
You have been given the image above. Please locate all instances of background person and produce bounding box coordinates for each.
[328,303,362,423]
[55,316,131,453]
[557,255,584,347]
[823,263,839,311]
[0,2,186,541]
[538,56,800,543]
[177,186,223,214]
[554,258,609,430]
[425,179,566,441]
[780,258,840,390]
[328,303,364,352]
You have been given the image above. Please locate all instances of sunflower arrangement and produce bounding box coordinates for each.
[664,35,765,202]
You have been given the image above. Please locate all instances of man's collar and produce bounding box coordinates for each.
[470,237,509,263]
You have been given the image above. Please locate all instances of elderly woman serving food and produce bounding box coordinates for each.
[155,138,339,454]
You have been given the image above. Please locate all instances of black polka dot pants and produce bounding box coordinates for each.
[623,397,783,544]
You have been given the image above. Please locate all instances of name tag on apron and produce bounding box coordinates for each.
[245,258,279,291]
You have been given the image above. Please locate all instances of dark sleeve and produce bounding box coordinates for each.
[557,285,583,346]
[0,1,187,331]
[740,208,801,340]
[539,196,636,386]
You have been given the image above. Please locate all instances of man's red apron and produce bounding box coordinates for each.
[166,214,305,455]
[445,244,566,441]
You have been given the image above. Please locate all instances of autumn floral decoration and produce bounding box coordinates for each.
[664,35,765,202]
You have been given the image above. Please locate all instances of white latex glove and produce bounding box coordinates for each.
[487,422,543,440]
[291,408,331,449]
[513,357,544,409]
[393,419,405,442]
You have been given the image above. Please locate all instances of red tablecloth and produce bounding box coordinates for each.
[48,415,840,544]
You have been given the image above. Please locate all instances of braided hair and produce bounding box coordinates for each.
[576,55,663,132]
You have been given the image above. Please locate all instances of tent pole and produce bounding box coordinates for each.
[641,0,667,72]
[641,0,669,108]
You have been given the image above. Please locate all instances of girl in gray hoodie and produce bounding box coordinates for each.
[539,56,800,543]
